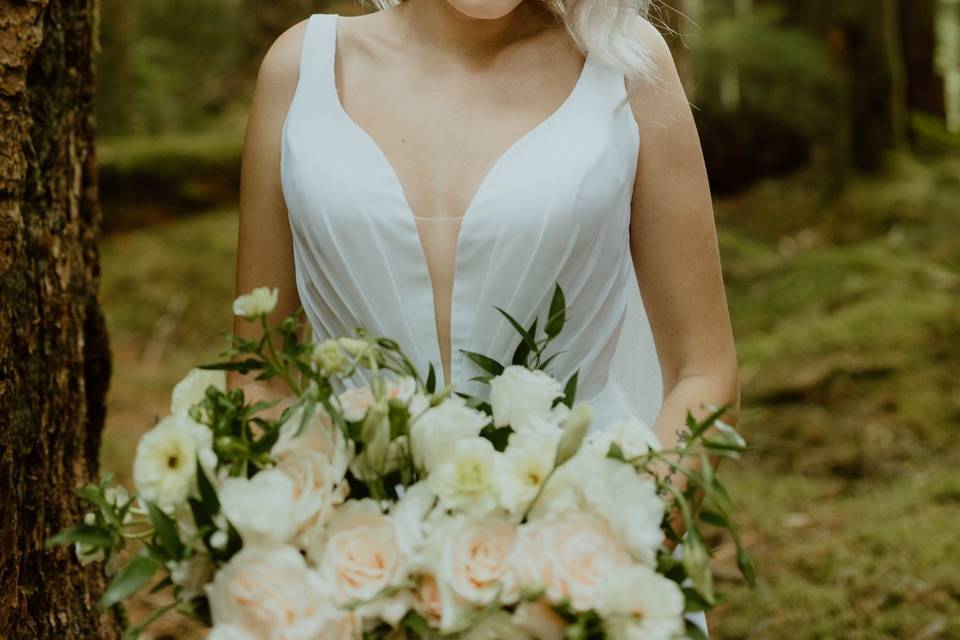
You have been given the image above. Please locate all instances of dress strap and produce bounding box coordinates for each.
[293,13,339,109]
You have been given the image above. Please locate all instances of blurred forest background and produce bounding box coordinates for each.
[94,0,960,638]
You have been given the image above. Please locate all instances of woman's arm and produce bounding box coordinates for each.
[229,18,311,421]
[626,20,741,536]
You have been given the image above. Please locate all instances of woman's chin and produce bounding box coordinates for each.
[444,0,524,21]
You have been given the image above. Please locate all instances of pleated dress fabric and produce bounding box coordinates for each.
[281,13,708,635]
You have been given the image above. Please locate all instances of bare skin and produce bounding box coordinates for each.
[230,0,740,507]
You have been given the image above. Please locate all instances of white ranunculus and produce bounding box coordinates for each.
[218,469,299,545]
[410,396,489,473]
[530,453,664,565]
[429,437,501,516]
[133,414,212,512]
[489,366,564,428]
[496,433,556,517]
[597,565,685,640]
[584,415,661,462]
[207,545,330,639]
[232,286,278,319]
[170,367,226,417]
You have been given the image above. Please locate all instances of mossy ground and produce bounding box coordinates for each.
[98,155,960,639]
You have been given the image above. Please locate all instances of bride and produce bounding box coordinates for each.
[230,0,739,634]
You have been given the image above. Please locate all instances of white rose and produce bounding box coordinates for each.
[133,414,212,512]
[496,433,556,517]
[530,454,663,565]
[232,286,278,319]
[597,565,685,640]
[207,545,330,639]
[218,469,299,545]
[584,415,661,461]
[489,366,563,428]
[410,396,489,473]
[171,367,226,417]
[429,437,501,516]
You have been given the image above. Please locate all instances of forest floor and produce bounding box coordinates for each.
[97,153,960,639]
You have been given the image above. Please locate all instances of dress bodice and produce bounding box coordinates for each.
[281,12,641,427]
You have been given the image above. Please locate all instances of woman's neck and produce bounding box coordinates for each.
[394,0,552,59]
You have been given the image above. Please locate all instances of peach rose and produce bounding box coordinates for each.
[512,512,631,611]
[319,500,406,608]
[412,573,443,627]
[440,518,519,606]
[336,377,416,422]
[512,600,567,640]
[206,545,330,639]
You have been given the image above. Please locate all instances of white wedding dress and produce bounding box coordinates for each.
[281,12,708,636]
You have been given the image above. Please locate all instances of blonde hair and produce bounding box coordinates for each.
[366,0,663,88]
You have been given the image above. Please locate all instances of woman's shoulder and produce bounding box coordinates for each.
[256,16,313,93]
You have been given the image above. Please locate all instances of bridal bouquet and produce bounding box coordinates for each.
[50,285,753,640]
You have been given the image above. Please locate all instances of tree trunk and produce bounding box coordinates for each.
[0,1,121,638]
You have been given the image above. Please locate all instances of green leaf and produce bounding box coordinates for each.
[495,306,538,355]
[684,619,710,640]
[561,369,579,408]
[683,586,713,612]
[459,349,505,377]
[698,509,730,529]
[737,545,758,587]
[480,424,513,452]
[145,501,185,561]
[425,362,436,394]
[195,459,220,514]
[99,554,159,609]
[196,358,265,373]
[401,611,439,638]
[682,531,715,606]
[545,284,566,338]
[45,524,113,549]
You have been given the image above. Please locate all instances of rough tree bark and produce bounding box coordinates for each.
[0,1,121,638]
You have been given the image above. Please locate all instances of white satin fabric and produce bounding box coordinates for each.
[282,12,649,427]
[281,13,705,634]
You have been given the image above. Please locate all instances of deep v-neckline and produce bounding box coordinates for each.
[326,14,593,387]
